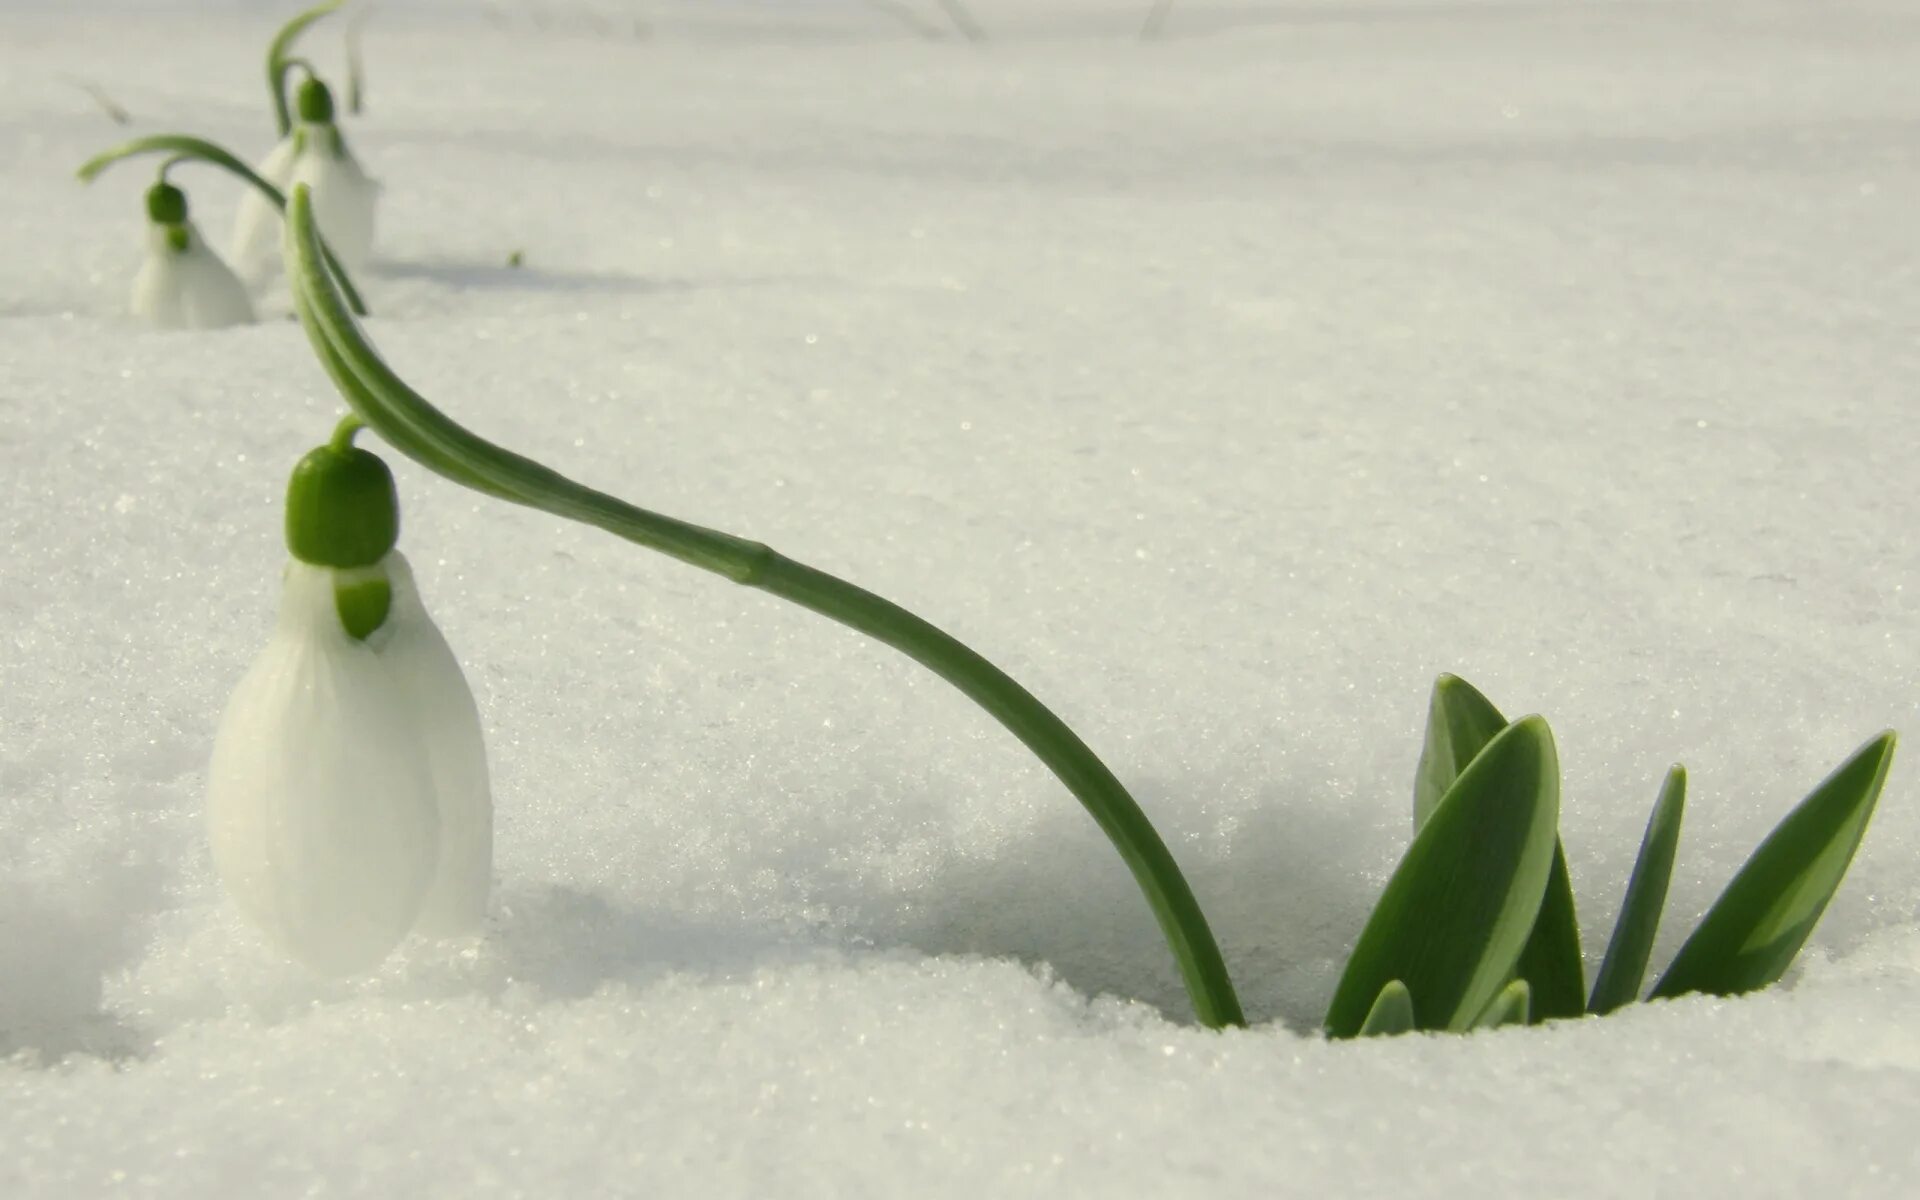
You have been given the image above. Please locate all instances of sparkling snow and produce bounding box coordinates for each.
[3,0,1919,1195]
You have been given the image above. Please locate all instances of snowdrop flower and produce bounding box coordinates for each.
[231,75,377,286]
[208,431,491,974]
[130,182,254,330]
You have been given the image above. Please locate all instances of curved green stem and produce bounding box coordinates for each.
[78,134,368,317]
[283,184,1244,1029]
[329,413,367,452]
[346,5,373,115]
[268,1,348,137]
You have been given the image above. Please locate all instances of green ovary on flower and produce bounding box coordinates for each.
[296,76,335,124]
[285,436,400,568]
[145,181,187,225]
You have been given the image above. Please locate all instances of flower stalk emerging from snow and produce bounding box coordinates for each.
[78,133,368,315]
[129,180,254,330]
[281,183,1248,1029]
[232,75,378,287]
[208,421,492,974]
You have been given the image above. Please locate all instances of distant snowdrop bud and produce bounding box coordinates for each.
[130,182,255,330]
[231,76,378,285]
[208,433,492,974]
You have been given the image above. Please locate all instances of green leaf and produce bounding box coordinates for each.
[1414,674,1508,830]
[1356,980,1416,1038]
[1651,733,1895,1000]
[1588,765,1686,1014]
[1326,715,1562,1037]
[1474,979,1531,1029]
[1413,674,1585,1021]
[1514,844,1584,1021]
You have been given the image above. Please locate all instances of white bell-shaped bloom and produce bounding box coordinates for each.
[208,550,491,973]
[231,123,378,287]
[130,221,255,331]
[378,554,493,936]
[230,135,298,286]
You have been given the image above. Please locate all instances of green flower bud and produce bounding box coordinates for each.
[145,181,187,225]
[296,76,336,125]
[285,439,399,569]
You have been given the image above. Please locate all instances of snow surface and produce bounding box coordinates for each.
[4,0,1920,1194]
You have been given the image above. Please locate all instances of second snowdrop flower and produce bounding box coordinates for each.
[207,426,491,974]
[231,75,378,286]
[130,182,254,331]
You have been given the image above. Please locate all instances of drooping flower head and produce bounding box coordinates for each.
[130,181,255,331]
[231,76,378,287]
[208,428,491,974]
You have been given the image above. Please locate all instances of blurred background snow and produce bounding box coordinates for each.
[2,0,1918,1195]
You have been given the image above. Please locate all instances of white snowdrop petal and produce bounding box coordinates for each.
[131,223,256,331]
[375,552,493,936]
[229,134,302,285]
[129,228,189,329]
[295,139,379,280]
[176,224,256,328]
[207,561,440,975]
[234,128,379,286]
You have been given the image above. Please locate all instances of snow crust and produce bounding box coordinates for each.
[3,1,1919,1195]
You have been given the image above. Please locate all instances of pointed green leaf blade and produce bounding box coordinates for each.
[1357,980,1416,1038]
[1327,715,1562,1037]
[1651,733,1895,1001]
[1414,673,1509,830]
[1513,843,1584,1021]
[1588,765,1686,1014]
[1412,674,1584,1021]
[1475,979,1531,1029]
